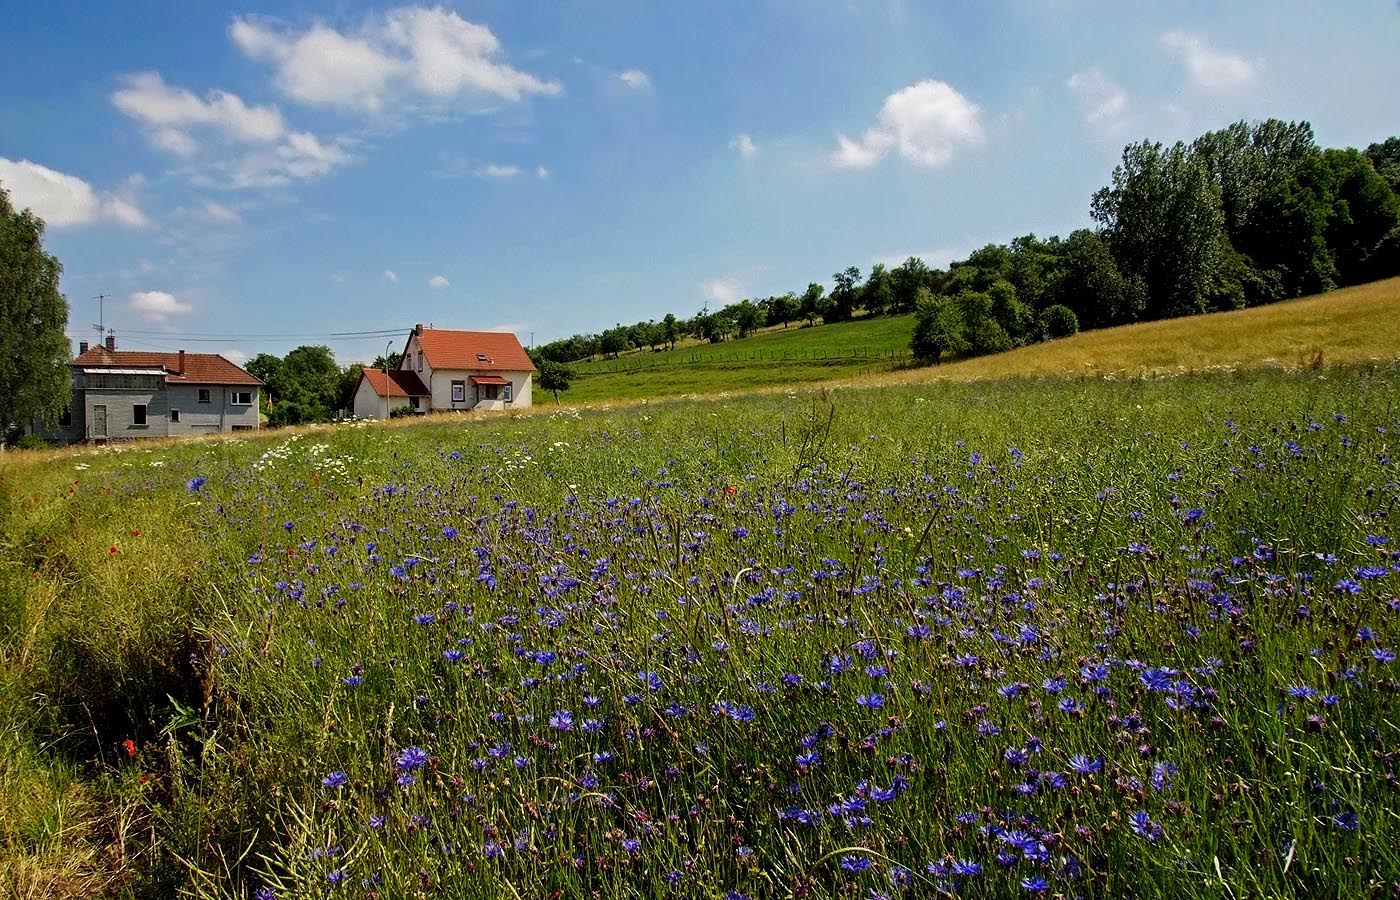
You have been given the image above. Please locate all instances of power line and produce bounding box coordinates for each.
[116,327,410,341]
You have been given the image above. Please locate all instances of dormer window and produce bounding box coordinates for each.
[477,353,488,362]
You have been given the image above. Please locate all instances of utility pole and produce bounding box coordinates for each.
[383,339,394,421]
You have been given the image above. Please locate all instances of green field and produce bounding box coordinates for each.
[3,366,1399,898]
[558,277,1400,404]
[563,314,917,402]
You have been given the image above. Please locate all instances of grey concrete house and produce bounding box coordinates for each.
[41,337,263,443]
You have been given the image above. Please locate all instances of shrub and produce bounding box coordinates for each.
[389,405,416,419]
[1040,304,1080,339]
[13,434,50,450]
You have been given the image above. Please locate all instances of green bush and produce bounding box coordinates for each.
[13,434,50,450]
[389,405,417,419]
[1040,303,1080,338]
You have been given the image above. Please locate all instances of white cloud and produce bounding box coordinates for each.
[112,72,353,189]
[618,68,652,90]
[130,290,193,323]
[226,130,354,189]
[730,133,759,160]
[832,79,983,170]
[201,199,242,224]
[536,165,550,180]
[702,278,743,305]
[221,348,249,365]
[428,274,450,289]
[1067,68,1129,131]
[475,163,521,178]
[1161,31,1258,90]
[382,269,399,283]
[0,157,149,228]
[112,71,285,148]
[230,8,561,115]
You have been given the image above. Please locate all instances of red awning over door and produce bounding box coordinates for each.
[469,375,510,385]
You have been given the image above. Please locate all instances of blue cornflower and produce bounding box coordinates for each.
[1070,754,1103,774]
[255,887,277,900]
[1129,810,1161,841]
[1287,685,1318,699]
[840,855,873,873]
[1333,811,1359,832]
[622,837,641,853]
[951,859,982,877]
[187,476,206,491]
[321,771,347,788]
[327,869,346,885]
[638,670,664,690]
[443,648,465,663]
[1021,876,1049,893]
[1373,648,1396,663]
[549,710,575,731]
[395,746,428,771]
[856,693,886,709]
[412,613,436,626]
[441,526,458,539]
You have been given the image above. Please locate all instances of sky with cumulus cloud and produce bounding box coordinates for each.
[1,0,1398,363]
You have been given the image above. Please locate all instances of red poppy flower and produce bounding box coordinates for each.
[122,739,136,757]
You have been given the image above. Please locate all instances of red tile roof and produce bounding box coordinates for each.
[413,328,536,372]
[361,368,430,398]
[72,348,262,385]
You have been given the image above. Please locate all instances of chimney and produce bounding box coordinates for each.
[105,333,116,351]
[178,349,186,374]
[414,323,423,336]
[79,341,89,354]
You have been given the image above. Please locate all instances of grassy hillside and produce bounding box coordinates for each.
[559,277,1400,404]
[564,314,915,402]
[2,367,1399,898]
[904,274,1400,383]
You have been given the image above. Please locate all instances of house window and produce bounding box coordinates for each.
[198,388,211,403]
[232,391,253,406]
[503,383,512,403]
[476,353,488,362]
[451,380,465,402]
[416,351,423,372]
[59,407,72,427]
[133,404,147,426]
[232,424,253,431]
[171,409,181,423]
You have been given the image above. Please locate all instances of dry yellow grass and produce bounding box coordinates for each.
[875,275,1400,385]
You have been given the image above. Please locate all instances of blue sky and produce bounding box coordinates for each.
[2,1,1398,364]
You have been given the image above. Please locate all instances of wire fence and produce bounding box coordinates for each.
[577,347,916,376]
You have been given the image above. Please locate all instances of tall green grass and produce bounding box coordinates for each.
[1,367,1398,898]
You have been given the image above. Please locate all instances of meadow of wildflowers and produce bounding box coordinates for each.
[3,368,1398,898]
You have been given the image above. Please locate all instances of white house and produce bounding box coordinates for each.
[353,325,535,419]
[350,368,431,420]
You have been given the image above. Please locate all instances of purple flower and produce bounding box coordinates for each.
[840,855,872,873]
[1021,877,1049,893]
[186,476,206,491]
[856,693,885,709]
[951,859,982,877]
[395,746,428,771]
[1373,648,1396,663]
[321,771,348,788]
[549,710,575,731]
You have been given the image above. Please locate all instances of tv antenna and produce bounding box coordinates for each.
[93,294,112,342]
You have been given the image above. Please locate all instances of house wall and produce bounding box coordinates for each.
[82,387,171,440]
[165,385,259,435]
[34,386,88,444]
[426,370,533,412]
[352,379,387,420]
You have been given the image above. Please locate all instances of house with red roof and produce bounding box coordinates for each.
[39,335,263,442]
[352,325,535,418]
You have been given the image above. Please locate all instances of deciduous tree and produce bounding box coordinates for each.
[0,187,71,438]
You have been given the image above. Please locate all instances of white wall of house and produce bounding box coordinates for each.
[352,380,388,420]
[427,369,533,411]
